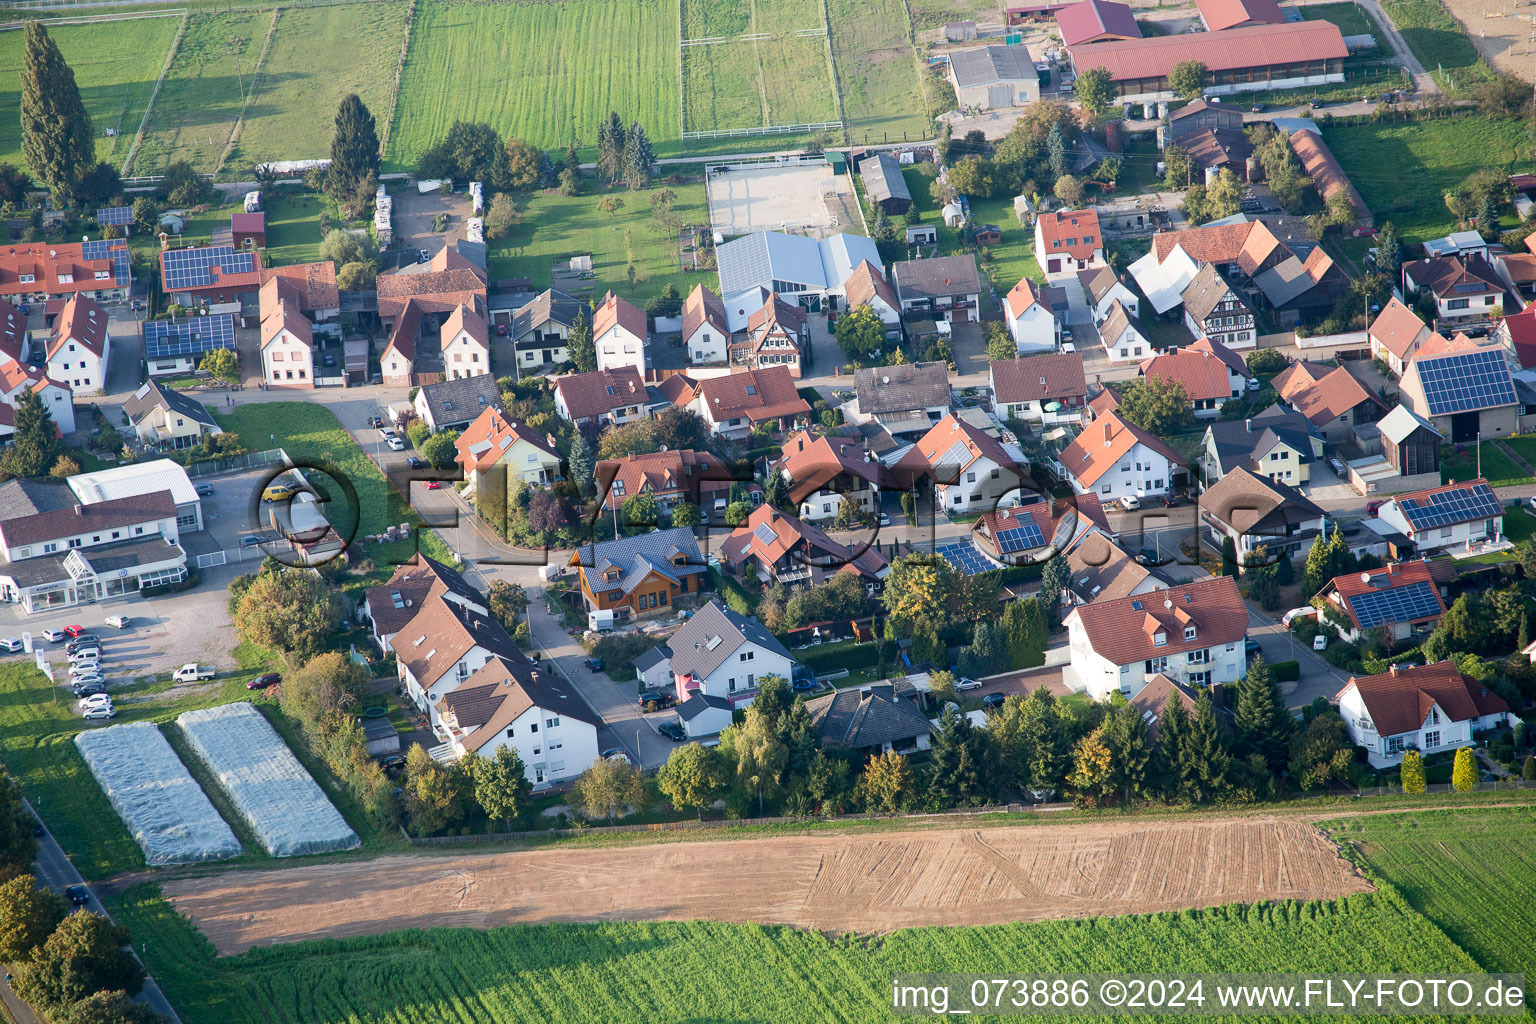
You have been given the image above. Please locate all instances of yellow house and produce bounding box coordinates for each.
[1201,405,1323,486]
[122,380,222,451]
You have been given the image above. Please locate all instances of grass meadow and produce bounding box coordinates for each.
[827,0,930,143]
[0,14,181,172]
[899,164,1040,299]
[1377,0,1494,90]
[387,0,680,169]
[680,0,837,134]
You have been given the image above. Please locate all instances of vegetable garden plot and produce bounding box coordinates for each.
[74,722,242,866]
[176,703,358,857]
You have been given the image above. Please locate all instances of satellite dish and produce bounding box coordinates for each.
[82,235,89,242]
[1163,598,1173,609]
[1361,572,1372,583]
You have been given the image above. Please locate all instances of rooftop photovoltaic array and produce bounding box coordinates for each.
[96,207,133,226]
[1415,349,1516,415]
[81,238,129,284]
[144,314,237,359]
[162,245,255,291]
[1396,481,1502,530]
[935,539,999,576]
[992,521,1045,553]
[1346,581,1443,630]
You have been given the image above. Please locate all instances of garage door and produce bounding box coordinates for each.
[988,85,1014,108]
[1047,257,1061,274]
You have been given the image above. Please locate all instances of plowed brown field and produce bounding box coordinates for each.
[167,816,1369,954]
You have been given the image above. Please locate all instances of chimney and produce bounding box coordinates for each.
[1389,664,1398,677]
[1245,418,1251,431]
[74,505,84,516]
[530,669,541,684]
[1208,682,1224,710]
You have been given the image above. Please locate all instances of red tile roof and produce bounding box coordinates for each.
[990,352,1088,405]
[1500,303,1536,368]
[455,406,558,475]
[1339,661,1509,737]
[0,299,24,364]
[593,290,647,341]
[747,292,807,336]
[553,367,647,421]
[1058,410,1185,487]
[595,449,734,510]
[261,275,313,351]
[1152,220,1260,265]
[1323,559,1445,630]
[1288,129,1366,217]
[1088,387,1120,417]
[1035,210,1102,261]
[1187,335,1248,379]
[1068,20,1346,82]
[381,299,422,363]
[1369,297,1431,360]
[1196,0,1284,31]
[721,504,885,580]
[1004,276,1052,319]
[685,366,810,424]
[777,429,885,503]
[1138,345,1237,402]
[0,241,128,298]
[844,260,900,312]
[1055,0,1140,45]
[45,295,108,359]
[1235,221,1287,277]
[259,262,339,312]
[895,414,1017,485]
[376,247,487,321]
[442,303,490,351]
[230,212,266,234]
[159,245,263,295]
[1067,575,1247,666]
[975,495,1111,555]
[682,284,728,341]
[0,359,68,398]
[1279,363,1380,426]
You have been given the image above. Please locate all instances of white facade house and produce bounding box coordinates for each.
[678,693,735,738]
[436,657,601,786]
[1058,410,1182,503]
[1062,576,1248,702]
[396,598,521,731]
[1003,278,1059,354]
[440,304,492,381]
[1098,300,1151,363]
[593,291,648,378]
[45,296,111,394]
[1374,479,1504,556]
[682,285,731,365]
[896,414,1025,514]
[1337,662,1510,768]
[0,361,75,436]
[1080,266,1141,323]
[666,600,796,706]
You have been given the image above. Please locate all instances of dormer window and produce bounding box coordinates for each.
[1183,625,1196,640]
[1154,632,1167,647]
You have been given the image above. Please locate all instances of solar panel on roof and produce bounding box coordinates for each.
[80,238,129,285]
[1347,581,1442,630]
[143,314,237,359]
[1416,349,1516,415]
[161,245,255,291]
[935,540,1000,576]
[992,522,1045,553]
[1396,482,1503,530]
[96,207,132,226]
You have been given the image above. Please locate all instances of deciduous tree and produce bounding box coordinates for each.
[1168,60,1207,99]
[1399,749,1425,793]
[1075,66,1115,115]
[198,347,238,384]
[484,193,521,239]
[53,989,165,1024]
[1116,376,1192,436]
[467,745,533,829]
[235,568,342,660]
[420,429,459,470]
[735,705,788,816]
[16,912,143,1009]
[1068,726,1116,806]
[1287,712,1353,791]
[279,652,367,727]
[859,750,915,812]
[657,743,724,818]
[834,304,886,360]
[0,874,66,962]
[503,138,545,189]
[403,744,468,835]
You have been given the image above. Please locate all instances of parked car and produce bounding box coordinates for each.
[195,482,215,497]
[1328,457,1346,475]
[601,748,632,764]
[418,248,431,264]
[247,673,281,690]
[1120,495,1141,511]
[173,664,215,682]
[66,636,100,652]
[40,629,65,643]
[67,648,101,664]
[1244,638,1262,656]
[63,625,88,638]
[65,885,90,906]
[378,426,396,439]
[406,456,426,469]
[1246,377,1261,391]
[878,512,891,527]
[80,705,115,721]
[78,693,114,710]
[262,481,298,503]
[386,436,406,451]
[657,720,686,742]
[981,692,1007,710]
[1135,547,1158,565]
[71,675,106,690]
[0,638,22,653]
[955,677,982,691]
[240,534,266,548]
[105,615,130,630]
[424,480,443,490]
[495,323,510,336]
[68,660,102,677]
[1526,495,1536,512]
[1250,103,1264,112]
[637,689,673,710]
[1366,499,1384,517]
[1313,634,1328,650]
[583,657,603,672]
[1160,494,1182,507]
[380,753,407,777]
[323,353,337,367]
[73,683,107,698]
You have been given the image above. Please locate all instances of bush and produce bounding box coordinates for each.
[1270,660,1301,682]
[592,632,660,679]
[1245,348,1288,373]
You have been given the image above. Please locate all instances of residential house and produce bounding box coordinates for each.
[1181,264,1256,350]
[721,504,889,590]
[1058,410,1185,502]
[258,262,340,321]
[1252,248,1351,325]
[0,240,130,303]
[258,275,315,390]
[859,154,912,214]
[1199,467,1326,562]
[776,428,887,523]
[1496,251,1536,301]
[1088,386,1120,419]
[440,303,492,381]
[850,360,951,434]
[804,683,933,754]
[1368,298,1434,376]
[732,293,808,377]
[634,647,674,692]
[454,406,561,493]
[971,496,1112,565]
[714,231,882,311]
[1127,674,1210,741]
[1097,299,1152,363]
[990,351,1088,424]
[511,289,588,370]
[435,656,600,785]
[666,599,796,706]
[595,448,738,514]
[677,366,810,437]
[376,244,488,328]
[379,298,424,388]
[0,480,186,613]
[1195,0,1283,31]
[1494,303,1536,371]
[682,284,731,365]
[413,373,503,433]
[1055,0,1141,45]
[360,556,489,654]
[1003,278,1060,353]
[1375,478,1504,557]
[1063,575,1248,700]
[1034,210,1105,275]
[891,254,982,323]
[946,44,1041,110]
[568,527,709,620]
[1062,530,1167,606]
[843,260,902,336]
[593,291,649,377]
[1403,255,1507,323]
[1202,404,1322,484]
[1317,559,1447,643]
[1163,100,1250,182]
[1424,231,1491,261]
[0,361,74,437]
[1138,340,1248,418]
[676,693,735,738]
[1274,360,1386,443]
[895,413,1025,514]
[142,314,238,379]
[1337,661,1510,768]
[0,298,27,366]
[1397,339,1518,442]
[122,380,220,451]
[159,244,262,308]
[45,296,110,394]
[553,366,649,427]
[394,594,524,729]
[1078,265,1139,322]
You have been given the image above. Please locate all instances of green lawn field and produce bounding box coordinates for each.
[387,0,680,169]
[1301,2,1383,39]
[1377,0,1494,90]
[899,164,1040,304]
[904,0,1007,30]
[130,9,273,175]
[222,1,409,179]
[828,0,931,144]
[0,15,181,173]
[1439,439,1528,487]
[680,0,837,134]
[487,183,709,303]
[1322,116,1528,246]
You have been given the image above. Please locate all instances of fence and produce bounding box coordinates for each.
[1356,778,1536,797]
[180,447,290,479]
[682,120,842,141]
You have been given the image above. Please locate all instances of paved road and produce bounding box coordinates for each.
[25,801,182,1023]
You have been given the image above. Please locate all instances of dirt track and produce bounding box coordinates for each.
[167,816,1370,954]
[1441,0,1536,80]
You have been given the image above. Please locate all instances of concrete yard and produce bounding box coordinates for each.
[706,161,860,239]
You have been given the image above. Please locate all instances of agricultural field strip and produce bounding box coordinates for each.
[165,817,1368,953]
[176,702,358,858]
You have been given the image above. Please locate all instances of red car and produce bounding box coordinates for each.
[1366,499,1384,517]
[424,480,443,490]
[63,625,88,638]
[246,673,281,690]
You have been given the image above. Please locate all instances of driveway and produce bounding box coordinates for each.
[526,593,680,770]
[391,187,475,262]
[1242,603,1351,714]
[949,320,988,377]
